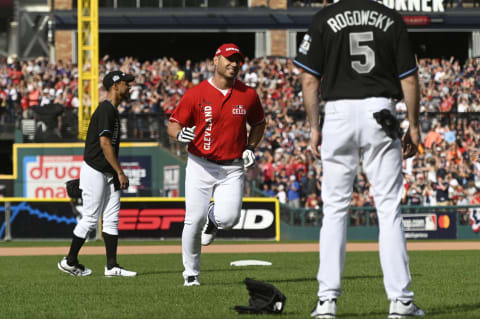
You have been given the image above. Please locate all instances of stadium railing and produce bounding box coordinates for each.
[251,184,475,228]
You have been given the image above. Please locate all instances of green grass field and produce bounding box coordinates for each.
[0,248,478,318]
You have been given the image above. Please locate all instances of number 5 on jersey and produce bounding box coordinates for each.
[349,31,375,74]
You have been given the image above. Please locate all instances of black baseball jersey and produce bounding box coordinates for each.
[294,0,417,101]
[84,100,120,174]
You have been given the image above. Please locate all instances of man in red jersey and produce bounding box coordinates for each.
[167,44,266,287]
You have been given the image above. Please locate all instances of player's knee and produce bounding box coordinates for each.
[102,218,119,235]
[216,214,240,230]
[73,217,97,238]
[102,224,119,236]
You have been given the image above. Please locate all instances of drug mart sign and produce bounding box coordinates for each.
[24,155,83,198]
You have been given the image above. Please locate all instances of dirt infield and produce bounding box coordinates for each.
[0,241,479,256]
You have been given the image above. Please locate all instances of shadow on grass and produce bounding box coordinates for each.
[140,270,182,276]
[337,311,385,317]
[337,301,480,318]
[343,274,382,280]
[426,302,480,316]
[268,277,315,283]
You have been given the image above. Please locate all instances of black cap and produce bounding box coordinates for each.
[103,71,135,90]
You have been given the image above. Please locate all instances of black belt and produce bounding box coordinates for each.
[205,158,243,165]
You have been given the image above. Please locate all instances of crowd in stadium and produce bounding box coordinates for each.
[1,54,480,222]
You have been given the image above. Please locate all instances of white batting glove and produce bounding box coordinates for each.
[177,126,196,144]
[242,146,256,168]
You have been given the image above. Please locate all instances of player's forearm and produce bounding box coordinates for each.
[247,122,266,148]
[100,138,124,176]
[301,72,321,129]
[167,121,182,141]
[400,73,420,128]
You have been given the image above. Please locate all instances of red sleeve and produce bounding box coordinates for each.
[169,90,195,127]
[247,91,265,126]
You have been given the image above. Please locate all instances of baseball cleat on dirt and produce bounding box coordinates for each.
[58,257,92,276]
[388,300,425,318]
[311,299,337,318]
[201,202,218,246]
[104,265,137,277]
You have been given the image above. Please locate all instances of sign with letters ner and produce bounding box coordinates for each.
[334,0,445,12]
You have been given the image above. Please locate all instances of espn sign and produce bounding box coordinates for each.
[118,200,278,240]
[119,209,185,230]
[118,208,274,231]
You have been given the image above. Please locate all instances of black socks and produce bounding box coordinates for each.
[103,232,119,269]
[67,235,86,265]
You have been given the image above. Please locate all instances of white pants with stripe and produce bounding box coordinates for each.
[74,161,120,238]
[182,153,244,278]
[318,98,414,302]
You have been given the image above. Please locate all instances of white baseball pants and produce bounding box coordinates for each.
[74,161,120,238]
[318,98,414,302]
[182,153,244,278]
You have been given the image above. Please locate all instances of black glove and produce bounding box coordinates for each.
[372,109,402,140]
[65,179,82,199]
[234,278,286,315]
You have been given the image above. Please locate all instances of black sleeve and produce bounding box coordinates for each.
[294,12,324,77]
[395,16,417,79]
[97,104,115,138]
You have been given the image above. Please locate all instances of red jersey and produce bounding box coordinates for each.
[170,79,265,161]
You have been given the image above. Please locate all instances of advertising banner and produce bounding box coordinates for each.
[0,201,79,239]
[118,199,278,239]
[163,165,180,197]
[23,155,153,198]
[0,198,279,240]
[23,155,83,198]
[119,156,152,197]
[403,212,456,239]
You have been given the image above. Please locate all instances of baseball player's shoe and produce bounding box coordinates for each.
[388,300,425,318]
[184,275,200,286]
[201,202,217,246]
[311,299,336,318]
[57,257,92,276]
[104,265,137,277]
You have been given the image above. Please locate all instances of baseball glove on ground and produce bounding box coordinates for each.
[66,179,82,199]
[234,278,286,315]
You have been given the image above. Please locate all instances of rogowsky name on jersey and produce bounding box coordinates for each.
[326,10,395,33]
[334,0,444,12]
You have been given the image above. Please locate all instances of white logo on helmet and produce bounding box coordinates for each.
[113,75,120,82]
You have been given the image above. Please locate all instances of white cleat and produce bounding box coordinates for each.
[201,202,217,246]
[311,299,337,318]
[104,265,137,277]
[58,257,92,277]
[184,275,200,286]
[388,300,425,318]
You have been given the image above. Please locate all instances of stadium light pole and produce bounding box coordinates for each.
[48,0,55,64]
[77,0,99,140]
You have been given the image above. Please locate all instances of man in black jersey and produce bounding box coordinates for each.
[294,0,424,317]
[58,71,136,277]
